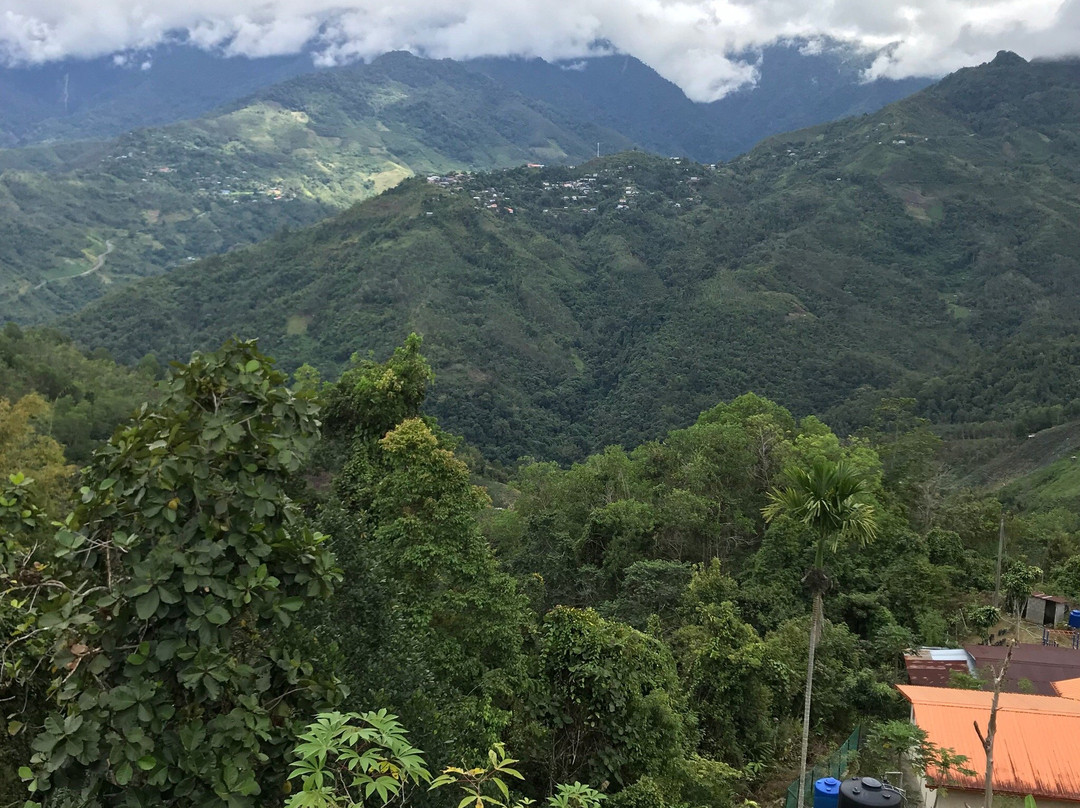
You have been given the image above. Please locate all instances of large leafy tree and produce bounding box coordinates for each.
[519,607,689,791]
[21,340,341,807]
[762,458,877,808]
[321,335,528,766]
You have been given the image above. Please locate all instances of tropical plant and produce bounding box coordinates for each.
[1001,561,1042,640]
[762,458,878,808]
[287,713,606,808]
[285,711,431,808]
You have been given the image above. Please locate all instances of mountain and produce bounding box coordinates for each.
[60,53,1080,465]
[0,45,321,147]
[0,52,633,323]
[467,40,935,161]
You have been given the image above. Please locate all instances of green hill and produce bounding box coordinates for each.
[62,53,1080,465]
[0,52,632,324]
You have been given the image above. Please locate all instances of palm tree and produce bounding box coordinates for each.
[763,458,878,808]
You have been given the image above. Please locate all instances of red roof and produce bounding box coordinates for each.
[904,656,970,686]
[966,643,1080,695]
[897,685,1080,802]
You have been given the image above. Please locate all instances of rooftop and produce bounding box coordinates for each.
[898,684,1080,802]
[966,643,1080,696]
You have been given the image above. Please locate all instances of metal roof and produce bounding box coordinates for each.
[966,643,1080,696]
[1053,677,1080,701]
[928,648,973,663]
[904,656,971,687]
[898,685,1080,802]
[1031,592,1072,605]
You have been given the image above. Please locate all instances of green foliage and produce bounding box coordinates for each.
[1049,554,1080,601]
[519,607,689,788]
[324,334,433,444]
[430,743,529,808]
[861,721,974,783]
[322,337,527,766]
[23,339,342,807]
[1002,560,1042,617]
[285,710,431,808]
[763,458,879,573]
[0,326,155,463]
[0,471,56,803]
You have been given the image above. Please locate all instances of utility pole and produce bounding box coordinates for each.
[596,142,600,158]
[994,512,1005,607]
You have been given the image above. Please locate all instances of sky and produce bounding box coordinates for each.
[2,0,1079,101]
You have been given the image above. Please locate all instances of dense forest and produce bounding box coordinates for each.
[2,332,1076,807]
[58,54,1080,472]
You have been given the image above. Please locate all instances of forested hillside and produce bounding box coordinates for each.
[63,53,1080,467]
[0,52,632,323]
[5,335,1074,807]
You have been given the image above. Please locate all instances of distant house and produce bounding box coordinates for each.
[1025,592,1072,626]
[898,684,1080,808]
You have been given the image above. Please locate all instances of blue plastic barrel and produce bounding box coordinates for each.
[1069,609,1080,629]
[815,777,842,808]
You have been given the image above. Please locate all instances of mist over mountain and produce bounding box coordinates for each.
[0,45,320,146]
[468,41,934,161]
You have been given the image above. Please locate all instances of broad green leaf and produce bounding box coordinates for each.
[136,589,160,620]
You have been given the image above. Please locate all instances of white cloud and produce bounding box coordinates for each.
[0,0,1077,100]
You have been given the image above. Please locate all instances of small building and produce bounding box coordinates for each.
[1025,592,1072,626]
[903,648,973,686]
[898,684,1080,808]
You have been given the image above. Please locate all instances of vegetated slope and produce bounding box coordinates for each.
[0,324,157,462]
[0,51,632,323]
[0,45,320,147]
[467,40,934,162]
[64,53,1080,465]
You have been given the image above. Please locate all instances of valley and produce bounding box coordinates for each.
[3,37,1080,808]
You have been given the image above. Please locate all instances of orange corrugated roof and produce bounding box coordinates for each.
[897,685,1080,802]
[1052,676,1080,701]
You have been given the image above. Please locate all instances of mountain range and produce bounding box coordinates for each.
[60,52,1080,468]
[0,42,930,324]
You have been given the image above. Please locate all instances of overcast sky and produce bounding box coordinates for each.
[2,0,1079,101]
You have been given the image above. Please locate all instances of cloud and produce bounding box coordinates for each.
[0,0,1078,100]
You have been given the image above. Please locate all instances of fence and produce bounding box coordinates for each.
[1042,627,1080,649]
[783,726,861,808]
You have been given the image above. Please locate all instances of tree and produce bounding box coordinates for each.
[0,394,73,513]
[1001,561,1041,640]
[762,458,878,808]
[321,336,527,766]
[973,644,1015,808]
[521,607,689,791]
[21,340,342,807]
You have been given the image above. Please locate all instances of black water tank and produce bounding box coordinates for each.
[837,777,902,808]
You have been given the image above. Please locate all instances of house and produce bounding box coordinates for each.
[1025,593,1072,626]
[897,684,1080,808]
